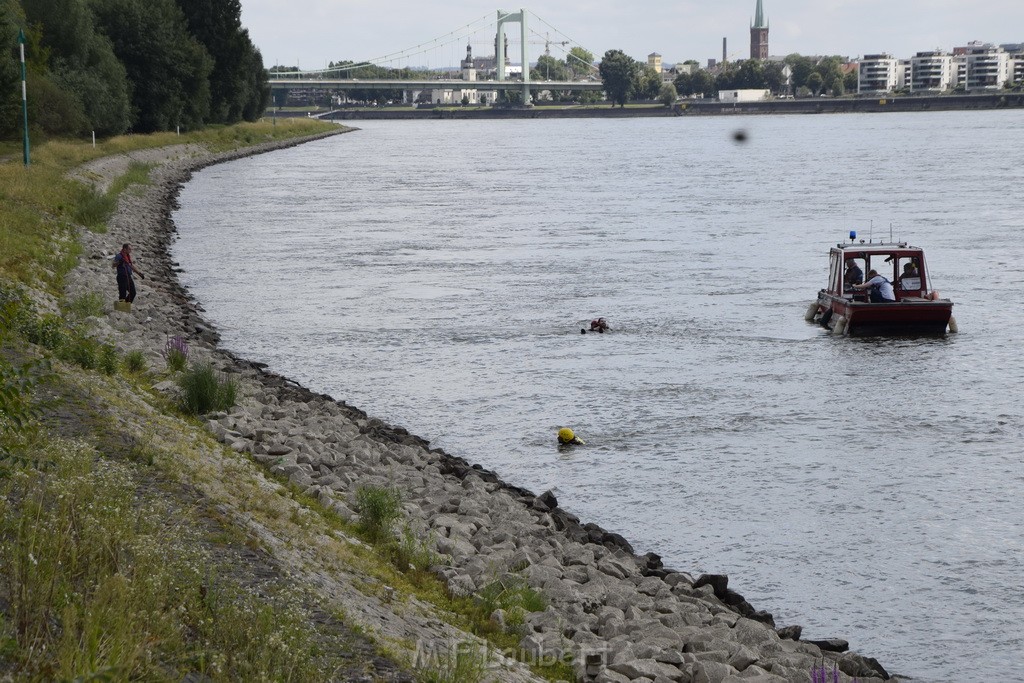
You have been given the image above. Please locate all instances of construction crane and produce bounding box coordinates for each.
[528,32,570,57]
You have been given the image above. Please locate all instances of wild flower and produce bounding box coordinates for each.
[163,335,189,372]
[811,660,856,683]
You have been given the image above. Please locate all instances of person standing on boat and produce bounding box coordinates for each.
[844,260,864,290]
[112,242,145,303]
[852,269,895,303]
[898,262,919,289]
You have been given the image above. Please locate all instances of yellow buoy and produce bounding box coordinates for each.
[557,428,585,445]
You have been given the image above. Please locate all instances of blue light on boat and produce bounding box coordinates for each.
[849,230,857,240]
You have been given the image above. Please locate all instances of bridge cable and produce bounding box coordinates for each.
[528,11,600,71]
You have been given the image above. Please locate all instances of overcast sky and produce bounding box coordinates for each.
[240,0,1024,70]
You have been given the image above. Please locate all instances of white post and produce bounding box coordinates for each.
[496,10,506,84]
[520,8,530,104]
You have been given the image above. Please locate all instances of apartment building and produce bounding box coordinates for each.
[957,42,1011,90]
[858,54,902,93]
[910,51,955,92]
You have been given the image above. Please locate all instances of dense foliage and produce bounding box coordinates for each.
[598,49,639,107]
[0,5,21,138]
[1,0,269,139]
[673,53,857,99]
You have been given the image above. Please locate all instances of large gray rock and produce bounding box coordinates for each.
[598,556,636,580]
[720,664,787,681]
[609,658,687,682]
[727,645,759,671]
[732,618,778,650]
[692,660,739,683]
[594,670,631,683]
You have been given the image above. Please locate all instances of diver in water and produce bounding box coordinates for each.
[581,317,610,334]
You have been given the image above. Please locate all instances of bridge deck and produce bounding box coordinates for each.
[268,78,603,91]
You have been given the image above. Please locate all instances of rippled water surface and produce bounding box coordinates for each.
[172,113,1024,681]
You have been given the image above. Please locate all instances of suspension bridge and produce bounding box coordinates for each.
[267,9,604,105]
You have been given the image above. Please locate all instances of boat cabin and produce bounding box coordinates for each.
[827,242,931,301]
[809,235,954,336]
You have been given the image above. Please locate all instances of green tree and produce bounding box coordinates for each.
[844,69,858,93]
[815,56,844,87]
[806,71,823,95]
[23,0,131,135]
[240,44,269,120]
[89,0,212,132]
[735,59,765,89]
[598,49,637,106]
[0,7,20,138]
[715,65,737,92]
[634,65,662,100]
[176,0,269,123]
[763,61,786,94]
[673,71,693,96]
[658,82,677,106]
[566,46,594,79]
[532,54,568,82]
[692,69,717,98]
[27,70,87,135]
[784,53,815,90]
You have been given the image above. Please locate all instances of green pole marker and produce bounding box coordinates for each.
[18,29,30,166]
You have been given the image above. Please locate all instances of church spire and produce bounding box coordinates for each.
[753,0,767,29]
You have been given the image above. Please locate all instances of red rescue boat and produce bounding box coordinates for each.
[806,235,955,337]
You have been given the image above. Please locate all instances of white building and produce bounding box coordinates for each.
[858,54,901,93]
[911,51,955,93]
[718,89,770,103]
[963,43,1011,91]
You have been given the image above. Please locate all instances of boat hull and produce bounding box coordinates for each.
[815,293,954,337]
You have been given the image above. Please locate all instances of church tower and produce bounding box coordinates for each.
[750,0,769,60]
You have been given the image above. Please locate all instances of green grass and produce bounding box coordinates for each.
[123,350,147,375]
[417,642,488,683]
[0,438,341,681]
[177,362,237,415]
[355,485,403,543]
[66,291,105,319]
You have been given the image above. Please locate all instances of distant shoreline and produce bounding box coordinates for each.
[278,92,1024,120]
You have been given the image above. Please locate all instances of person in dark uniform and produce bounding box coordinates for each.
[844,260,864,290]
[112,243,145,303]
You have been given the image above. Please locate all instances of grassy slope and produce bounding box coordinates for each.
[0,120,568,683]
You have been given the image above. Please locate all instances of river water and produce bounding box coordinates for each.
[171,112,1024,682]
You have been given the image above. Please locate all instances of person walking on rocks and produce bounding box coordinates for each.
[112,242,145,303]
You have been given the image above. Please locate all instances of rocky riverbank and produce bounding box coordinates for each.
[65,128,901,683]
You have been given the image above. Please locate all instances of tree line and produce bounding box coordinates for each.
[0,0,269,140]
[599,50,861,106]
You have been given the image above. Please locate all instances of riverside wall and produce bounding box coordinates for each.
[312,92,1024,120]
[65,129,903,683]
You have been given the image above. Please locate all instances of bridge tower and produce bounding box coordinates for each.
[495,9,530,104]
